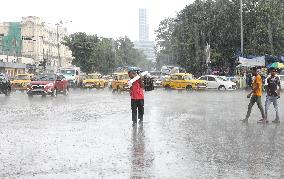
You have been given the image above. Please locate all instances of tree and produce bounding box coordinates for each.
[93,38,116,74]
[155,0,284,75]
[155,18,176,69]
[63,34,148,74]
[63,32,99,74]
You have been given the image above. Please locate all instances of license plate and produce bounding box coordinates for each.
[32,89,44,92]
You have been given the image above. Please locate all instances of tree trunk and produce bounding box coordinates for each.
[194,23,200,72]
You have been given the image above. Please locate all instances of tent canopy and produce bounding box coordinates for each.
[238,56,265,67]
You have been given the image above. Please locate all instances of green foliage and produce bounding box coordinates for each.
[155,0,284,74]
[63,34,148,74]
[62,32,99,74]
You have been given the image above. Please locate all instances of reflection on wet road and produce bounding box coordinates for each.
[0,89,284,178]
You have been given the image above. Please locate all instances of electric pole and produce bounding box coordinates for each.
[240,0,244,54]
[56,23,61,68]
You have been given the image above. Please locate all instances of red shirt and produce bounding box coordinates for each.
[130,79,144,99]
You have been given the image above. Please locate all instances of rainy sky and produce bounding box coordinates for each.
[0,0,193,41]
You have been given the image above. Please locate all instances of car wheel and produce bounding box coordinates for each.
[165,85,170,91]
[117,87,122,94]
[218,85,226,91]
[186,85,193,91]
[5,87,11,96]
[63,88,69,96]
[51,89,57,97]
[4,91,10,96]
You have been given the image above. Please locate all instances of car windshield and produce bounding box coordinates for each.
[34,74,56,81]
[60,70,75,75]
[184,75,192,80]
[86,75,100,79]
[16,75,30,80]
[217,77,227,81]
[115,74,129,80]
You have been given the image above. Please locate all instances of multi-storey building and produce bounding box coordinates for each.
[21,16,72,67]
[0,16,72,76]
[135,9,155,62]
[134,41,155,62]
[139,8,149,42]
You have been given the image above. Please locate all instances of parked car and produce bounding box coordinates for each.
[162,73,207,90]
[11,73,34,91]
[0,73,11,96]
[27,74,69,97]
[149,71,163,88]
[77,74,87,88]
[198,75,236,90]
[219,76,241,89]
[82,73,108,89]
[111,72,130,92]
[59,67,80,88]
[153,77,163,88]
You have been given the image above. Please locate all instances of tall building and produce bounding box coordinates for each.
[139,8,149,42]
[135,9,155,62]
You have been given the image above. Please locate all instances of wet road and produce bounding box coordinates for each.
[0,89,284,178]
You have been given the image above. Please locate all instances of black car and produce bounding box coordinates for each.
[0,73,11,96]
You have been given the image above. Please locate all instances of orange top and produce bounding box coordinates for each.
[252,74,262,96]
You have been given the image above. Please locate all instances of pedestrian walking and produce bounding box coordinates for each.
[264,67,281,123]
[128,70,144,125]
[246,72,252,90]
[242,68,265,123]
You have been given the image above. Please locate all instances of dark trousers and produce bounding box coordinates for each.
[131,99,144,122]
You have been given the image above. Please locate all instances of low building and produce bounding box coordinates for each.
[0,55,26,77]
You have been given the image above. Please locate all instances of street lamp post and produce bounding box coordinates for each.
[240,0,244,54]
[55,20,72,68]
[55,23,62,68]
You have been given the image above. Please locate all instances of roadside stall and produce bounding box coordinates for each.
[236,56,266,89]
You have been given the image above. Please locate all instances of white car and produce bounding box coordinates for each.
[198,75,237,90]
[154,78,163,87]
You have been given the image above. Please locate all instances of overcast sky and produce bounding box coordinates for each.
[0,0,194,41]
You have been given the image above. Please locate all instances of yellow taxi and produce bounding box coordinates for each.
[82,73,108,89]
[11,74,34,91]
[162,73,207,90]
[111,72,130,92]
